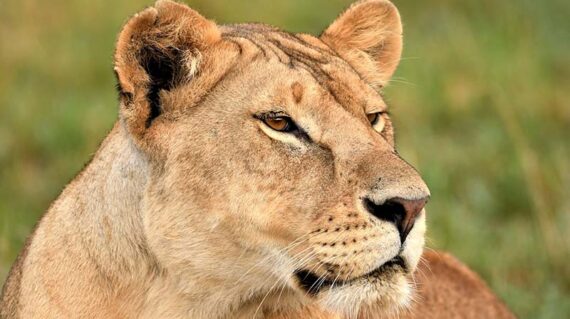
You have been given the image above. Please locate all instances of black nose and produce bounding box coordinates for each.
[363,197,428,243]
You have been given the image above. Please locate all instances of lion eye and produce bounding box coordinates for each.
[367,112,386,132]
[263,116,296,132]
[367,113,380,124]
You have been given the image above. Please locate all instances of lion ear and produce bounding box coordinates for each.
[114,0,220,140]
[320,0,403,88]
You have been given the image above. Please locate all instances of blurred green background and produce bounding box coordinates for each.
[1,0,569,317]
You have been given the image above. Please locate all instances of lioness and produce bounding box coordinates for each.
[0,0,515,318]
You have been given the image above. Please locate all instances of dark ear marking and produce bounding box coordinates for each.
[138,45,185,127]
[113,0,220,143]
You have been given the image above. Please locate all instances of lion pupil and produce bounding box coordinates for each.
[368,113,378,124]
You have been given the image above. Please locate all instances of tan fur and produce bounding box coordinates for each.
[0,1,513,318]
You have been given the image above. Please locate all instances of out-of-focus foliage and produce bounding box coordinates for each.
[0,0,568,317]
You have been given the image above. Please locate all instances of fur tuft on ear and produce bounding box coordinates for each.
[321,0,403,88]
[114,0,220,140]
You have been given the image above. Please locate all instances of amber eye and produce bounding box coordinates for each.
[367,112,386,133]
[367,112,380,125]
[263,116,296,132]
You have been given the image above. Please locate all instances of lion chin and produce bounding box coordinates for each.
[299,261,413,318]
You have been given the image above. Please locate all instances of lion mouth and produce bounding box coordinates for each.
[294,256,406,295]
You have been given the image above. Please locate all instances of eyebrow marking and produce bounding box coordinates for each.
[291,81,304,104]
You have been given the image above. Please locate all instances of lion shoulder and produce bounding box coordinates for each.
[401,250,516,319]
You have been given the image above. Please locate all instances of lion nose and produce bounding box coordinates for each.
[363,197,428,243]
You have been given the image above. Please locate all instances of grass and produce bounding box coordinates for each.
[1,0,569,317]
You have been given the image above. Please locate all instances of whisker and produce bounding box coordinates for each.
[234,232,311,285]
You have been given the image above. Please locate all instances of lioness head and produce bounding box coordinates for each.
[114,0,429,316]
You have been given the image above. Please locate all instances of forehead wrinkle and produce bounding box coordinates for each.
[222,24,384,122]
[222,24,371,107]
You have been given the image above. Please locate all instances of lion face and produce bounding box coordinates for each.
[113,0,429,316]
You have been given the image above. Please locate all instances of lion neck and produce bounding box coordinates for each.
[59,123,303,318]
